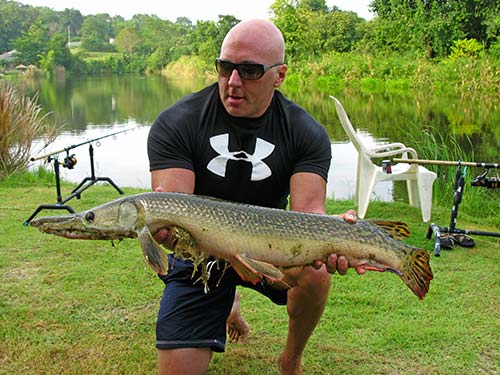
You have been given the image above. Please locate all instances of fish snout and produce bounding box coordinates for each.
[30,215,79,228]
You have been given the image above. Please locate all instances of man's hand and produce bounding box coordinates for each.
[311,209,366,275]
[154,227,178,249]
[152,186,178,249]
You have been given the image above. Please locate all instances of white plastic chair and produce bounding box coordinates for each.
[330,96,436,222]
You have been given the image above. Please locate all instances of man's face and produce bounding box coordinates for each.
[217,36,286,118]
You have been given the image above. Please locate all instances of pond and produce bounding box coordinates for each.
[17,74,500,201]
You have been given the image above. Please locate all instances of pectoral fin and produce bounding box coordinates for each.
[138,226,169,275]
[230,254,284,284]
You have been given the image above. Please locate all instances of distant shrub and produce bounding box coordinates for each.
[0,82,58,179]
[449,39,483,61]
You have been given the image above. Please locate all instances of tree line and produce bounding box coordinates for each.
[0,0,499,75]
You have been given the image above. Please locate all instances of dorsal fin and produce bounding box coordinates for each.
[369,220,411,240]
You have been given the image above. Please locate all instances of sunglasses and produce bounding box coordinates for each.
[215,59,283,80]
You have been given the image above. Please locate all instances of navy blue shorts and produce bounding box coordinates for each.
[156,255,288,352]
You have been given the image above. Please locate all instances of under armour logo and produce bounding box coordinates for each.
[207,134,275,181]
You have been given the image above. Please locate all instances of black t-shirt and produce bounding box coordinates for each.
[147,83,331,209]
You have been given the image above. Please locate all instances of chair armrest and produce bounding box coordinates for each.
[369,142,407,152]
[366,145,418,159]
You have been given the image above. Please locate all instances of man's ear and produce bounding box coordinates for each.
[274,64,288,87]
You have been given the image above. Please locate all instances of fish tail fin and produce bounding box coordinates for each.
[370,220,411,240]
[400,249,433,299]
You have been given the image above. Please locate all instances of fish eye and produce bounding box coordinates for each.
[85,211,95,223]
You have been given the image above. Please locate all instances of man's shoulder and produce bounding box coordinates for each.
[273,90,322,129]
[156,83,218,123]
[273,90,312,119]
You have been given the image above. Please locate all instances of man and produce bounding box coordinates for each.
[147,19,358,375]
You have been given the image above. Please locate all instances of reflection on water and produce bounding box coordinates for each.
[23,74,500,202]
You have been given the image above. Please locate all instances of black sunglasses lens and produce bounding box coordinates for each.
[216,60,265,80]
[238,64,264,80]
[216,60,235,76]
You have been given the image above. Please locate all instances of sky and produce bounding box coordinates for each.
[18,0,373,22]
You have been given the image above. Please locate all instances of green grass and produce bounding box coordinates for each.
[0,172,499,374]
[76,51,123,61]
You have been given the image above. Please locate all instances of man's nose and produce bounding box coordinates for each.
[228,68,243,85]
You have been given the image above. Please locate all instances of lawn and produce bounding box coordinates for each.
[0,174,498,374]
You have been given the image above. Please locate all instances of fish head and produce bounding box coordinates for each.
[30,199,140,240]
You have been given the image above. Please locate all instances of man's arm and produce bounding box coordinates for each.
[151,168,195,193]
[289,172,327,214]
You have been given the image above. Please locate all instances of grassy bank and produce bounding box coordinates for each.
[305,54,499,96]
[0,172,499,374]
[161,53,500,97]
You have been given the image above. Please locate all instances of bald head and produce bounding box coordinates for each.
[220,19,285,65]
[217,19,288,118]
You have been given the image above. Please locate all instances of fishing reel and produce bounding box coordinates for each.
[471,169,499,189]
[62,153,77,169]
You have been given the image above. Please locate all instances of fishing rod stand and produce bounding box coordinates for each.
[425,164,500,257]
[69,143,124,199]
[23,143,124,225]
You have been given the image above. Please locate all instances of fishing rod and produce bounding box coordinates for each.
[392,158,500,169]
[30,127,132,162]
[391,158,500,256]
[24,127,135,225]
[392,158,500,189]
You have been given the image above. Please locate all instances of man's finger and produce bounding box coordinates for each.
[311,259,323,270]
[325,254,349,275]
[342,209,357,224]
[336,256,349,275]
[325,254,338,274]
[154,228,169,243]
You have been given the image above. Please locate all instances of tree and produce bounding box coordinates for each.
[81,14,114,52]
[190,20,219,64]
[45,32,73,69]
[13,21,49,65]
[368,0,500,57]
[271,0,364,61]
[0,0,37,52]
[189,16,239,65]
[115,25,142,54]
[215,15,240,50]
[60,8,84,38]
[297,0,327,13]
[322,10,364,53]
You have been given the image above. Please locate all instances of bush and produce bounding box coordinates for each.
[0,82,58,179]
[449,38,483,61]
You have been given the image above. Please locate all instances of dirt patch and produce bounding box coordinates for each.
[3,265,40,280]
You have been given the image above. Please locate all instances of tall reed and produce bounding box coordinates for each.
[409,129,498,226]
[0,81,58,179]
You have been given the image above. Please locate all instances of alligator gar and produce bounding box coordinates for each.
[30,192,433,299]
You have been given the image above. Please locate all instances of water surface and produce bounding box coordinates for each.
[21,74,499,201]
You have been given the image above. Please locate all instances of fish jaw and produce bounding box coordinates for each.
[30,214,130,240]
[30,198,141,240]
[31,214,125,240]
